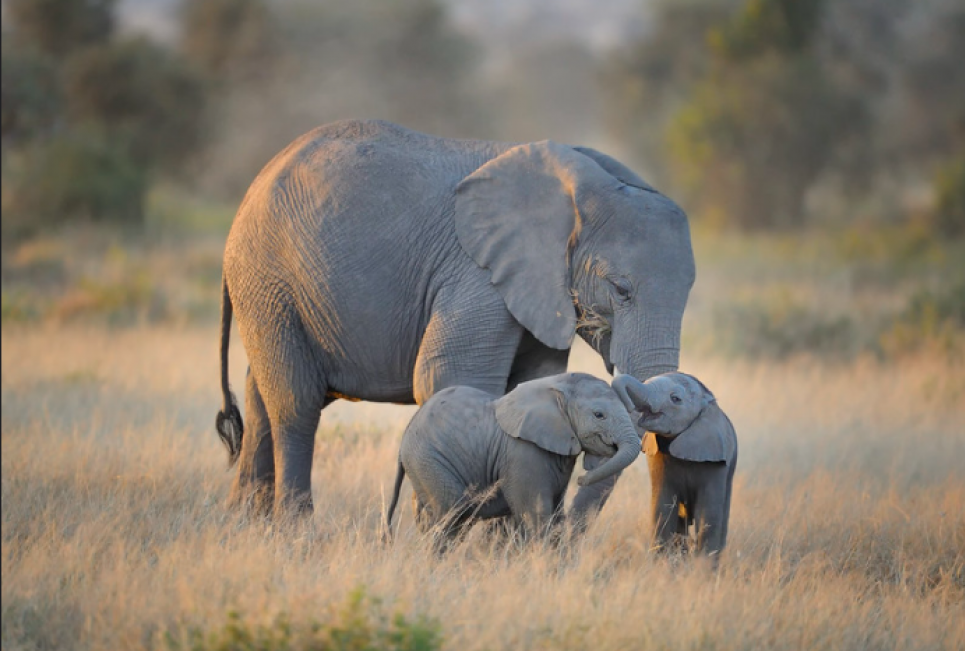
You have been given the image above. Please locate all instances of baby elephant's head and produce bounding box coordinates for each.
[495,373,642,486]
[612,372,736,463]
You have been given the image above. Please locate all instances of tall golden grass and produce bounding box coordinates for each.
[2,324,963,650]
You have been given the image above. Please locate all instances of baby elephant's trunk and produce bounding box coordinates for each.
[579,422,641,486]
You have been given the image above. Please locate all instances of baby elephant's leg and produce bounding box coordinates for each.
[408,469,472,546]
[649,456,686,552]
[412,493,431,534]
[432,498,475,554]
[507,488,559,542]
[693,467,730,559]
[652,483,686,552]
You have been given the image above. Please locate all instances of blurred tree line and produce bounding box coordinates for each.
[604,0,965,234]
[2,0,962,239]
[2,0,206,234]
[1,0,482,237]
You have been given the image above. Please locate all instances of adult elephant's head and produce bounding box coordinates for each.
[455,141,695,381]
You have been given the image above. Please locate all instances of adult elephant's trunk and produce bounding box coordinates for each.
[579,421,641,487]
[611,312,681,383]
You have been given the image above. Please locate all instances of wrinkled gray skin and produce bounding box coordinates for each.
[216,120,695,515]
[384,374,641,544]
[613,373,737,560]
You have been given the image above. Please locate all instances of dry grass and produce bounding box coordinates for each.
[2,324,963,650]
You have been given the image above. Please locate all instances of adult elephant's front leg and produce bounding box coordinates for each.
[505,330,569,392]
[229,370,275,512]
[412,289,523,403]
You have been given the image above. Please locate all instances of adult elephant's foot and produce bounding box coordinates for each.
[273,489,314,519]
[227,476,275,517]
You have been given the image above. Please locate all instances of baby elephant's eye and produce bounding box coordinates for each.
[593,411,606,420]
[670,395,682,405]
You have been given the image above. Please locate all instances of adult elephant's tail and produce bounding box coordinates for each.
[215,272,243,466]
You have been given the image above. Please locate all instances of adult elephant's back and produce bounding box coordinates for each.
[223,120,511,405]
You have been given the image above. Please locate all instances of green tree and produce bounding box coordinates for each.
[5,0,115,60]
[179,0,277,86]
[668,52,866,229]
[710,0,824,58]
[63,37,207,173]
[933,157,965,238]
[2,129,147,235]
[609,0,866,230]
[192,0,484,198]
[603,0,736,187]
[0,42,62,146]
[2,0,209,234]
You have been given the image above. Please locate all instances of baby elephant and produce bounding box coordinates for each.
[385,373,641,544]
[613,372,737,560]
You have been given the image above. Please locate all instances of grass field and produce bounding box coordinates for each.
[2,224,964,650]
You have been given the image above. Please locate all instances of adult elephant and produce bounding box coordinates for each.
[216,120,695,516]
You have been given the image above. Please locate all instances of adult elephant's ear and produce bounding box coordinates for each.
[494,378,582,457]
[668,402,737,464]
[455,141,616,350]
[571,146,658,193]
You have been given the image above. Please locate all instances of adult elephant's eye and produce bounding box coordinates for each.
[609,277,632,303]
[593,411,606,420]
[670,395,682,405]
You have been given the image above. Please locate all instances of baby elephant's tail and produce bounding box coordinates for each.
[383,460,406,543]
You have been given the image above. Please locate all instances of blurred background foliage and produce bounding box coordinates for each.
[1,0,963,360]
[607,0,965,234]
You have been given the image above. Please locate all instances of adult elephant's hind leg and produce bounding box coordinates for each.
[228,369,275,512]
[249,326,325,517]
[269,390,324,517]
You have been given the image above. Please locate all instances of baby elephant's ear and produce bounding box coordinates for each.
[494,380,582,457]
[668,402,737,464]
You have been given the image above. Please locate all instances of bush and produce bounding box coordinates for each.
[933,157,965,238]
[2,2,209,237]
[712,291,855,359]
[2,129,147,236]
[165,588,443,651]
[0,43,62,145]
[63,37,207,173]
[877,282,965,359]
[180,0,277,86]
[671,58,866,230]
[5,0,115,60]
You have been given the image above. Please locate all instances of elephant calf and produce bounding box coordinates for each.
[384,373,641,545]
[613,372,738,560]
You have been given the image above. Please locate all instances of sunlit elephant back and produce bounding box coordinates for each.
[215,119,695,515]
